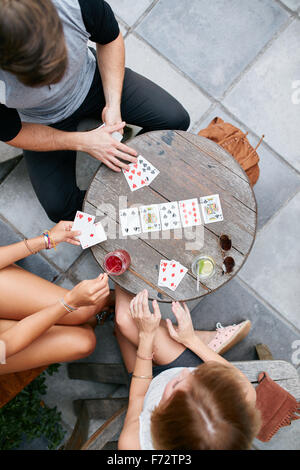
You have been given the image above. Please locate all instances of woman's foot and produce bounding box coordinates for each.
[207,320,251,355]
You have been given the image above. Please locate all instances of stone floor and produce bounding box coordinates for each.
[1,0,300,450]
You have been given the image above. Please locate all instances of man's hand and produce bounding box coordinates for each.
[81,122,137,172]
[102,105,123,133]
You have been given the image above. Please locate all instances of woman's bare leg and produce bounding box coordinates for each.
[114,285,215,366]
[0,318,96,374]
[0,265,112,325]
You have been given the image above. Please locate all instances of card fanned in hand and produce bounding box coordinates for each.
[73,211,107,249]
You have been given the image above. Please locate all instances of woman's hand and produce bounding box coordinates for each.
[166,302,196,347]
[80,122,137,172]
[49,221,81,246]
[130,290,161,336]
[64,273,110,308]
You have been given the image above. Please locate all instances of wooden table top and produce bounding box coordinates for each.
[84,130,257,302]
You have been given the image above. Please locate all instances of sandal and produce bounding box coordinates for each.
[95,306,115,325]
[207,320,251,355]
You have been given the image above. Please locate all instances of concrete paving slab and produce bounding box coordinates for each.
[238,191,300,330]
[224,20,300,172]
[125,33,211,128]
[108,0,153,26]
[137,0,289,97]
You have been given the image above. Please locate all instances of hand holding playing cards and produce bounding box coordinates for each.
[64,273,109,308]
[130,290,161,336]
[81,122,137,172]
[166,302,196,347]
[49,221,81,246]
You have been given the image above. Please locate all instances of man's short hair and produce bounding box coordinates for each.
[0,0,68,87]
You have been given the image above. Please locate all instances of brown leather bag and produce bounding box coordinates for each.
[198,117,264,186]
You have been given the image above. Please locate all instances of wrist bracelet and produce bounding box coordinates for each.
[23,238,37,255]
[132,374,153,380]
[43,234,49,250]
[43,231,51,250]
[136,352,154,361]
[60,298,77,313]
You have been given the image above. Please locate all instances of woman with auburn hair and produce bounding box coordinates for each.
[115,288,260,450]
[0,221,112,373]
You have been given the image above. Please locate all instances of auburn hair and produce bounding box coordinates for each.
[0,0,68,87]
[151,362,261,450]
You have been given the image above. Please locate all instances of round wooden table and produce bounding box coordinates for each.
[84,130,257,302]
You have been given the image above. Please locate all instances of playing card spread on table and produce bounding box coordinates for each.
[123,155,159,191]
[119,207,142,236]
[139,204,161,232]
[159,201,181,230]
[158,259,188,291]
[200,194,223,224]
[178,198,202,227]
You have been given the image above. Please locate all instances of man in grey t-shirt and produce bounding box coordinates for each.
[0,0,190,222]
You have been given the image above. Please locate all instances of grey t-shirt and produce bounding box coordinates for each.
[0,0,119,139]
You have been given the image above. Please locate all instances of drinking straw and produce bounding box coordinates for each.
[197,261,200,292]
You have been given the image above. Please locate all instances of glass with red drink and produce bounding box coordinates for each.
[104,250,131,276]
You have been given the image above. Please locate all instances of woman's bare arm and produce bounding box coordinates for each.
[118,291,161,450]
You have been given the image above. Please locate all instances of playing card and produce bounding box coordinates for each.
[80,221,107,249]
[158,260,171,286]
[159,201,181,230]
[139,204,161,232]
[136,155,160,186]
[158,259,188,291]
[123,162,148,191]
[72,211,95,247]
[119,207,142,236]
[178,198,202,228]
[112,131,123,142]
[199,194,224,224]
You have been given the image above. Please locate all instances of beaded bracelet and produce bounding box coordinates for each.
[43,230,56,251]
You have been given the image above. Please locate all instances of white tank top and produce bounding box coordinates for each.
[139,367,196,450]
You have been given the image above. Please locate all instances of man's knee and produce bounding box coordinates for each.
[174,107,190,131]
[164,104,190,131]
[43,189,85,223]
